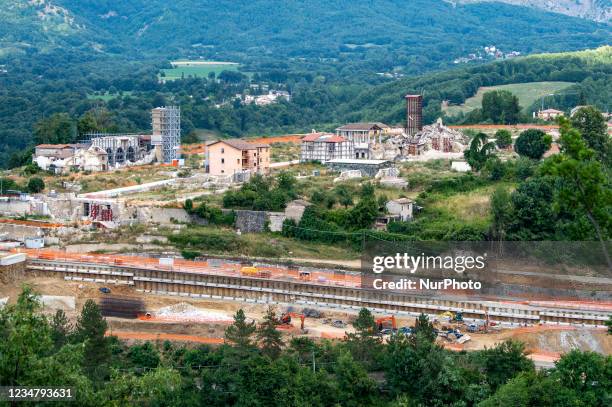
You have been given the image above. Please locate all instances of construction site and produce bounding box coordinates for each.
[1,247,610,368]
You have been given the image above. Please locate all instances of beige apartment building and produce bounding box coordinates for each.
[206,139,271,176]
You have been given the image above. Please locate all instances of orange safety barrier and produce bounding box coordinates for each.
[107,331,224,344]
[0,218,64,228]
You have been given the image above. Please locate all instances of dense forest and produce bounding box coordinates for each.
[1,287,610,406]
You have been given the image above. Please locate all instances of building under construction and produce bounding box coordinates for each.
[405,94,423,136]
[152,106,181,163]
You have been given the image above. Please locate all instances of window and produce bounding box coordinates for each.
[237,159,240,164]
[221,148,225,153]
[221,158,225,164]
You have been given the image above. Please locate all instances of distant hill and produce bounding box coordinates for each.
[334,46,612,126]
[447,0,612,23]
[1,0,610,76]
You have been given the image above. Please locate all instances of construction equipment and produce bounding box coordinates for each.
[298,271,312,281]
[279,312,306,330]
[240,266,271,278]
[376,315,397,331]
[439,311,463,323]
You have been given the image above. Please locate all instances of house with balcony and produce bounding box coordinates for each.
[206,139,271,176]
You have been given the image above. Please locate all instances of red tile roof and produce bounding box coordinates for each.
[208,139,270,150]
[302,133,347,143]
[36,144,76,149]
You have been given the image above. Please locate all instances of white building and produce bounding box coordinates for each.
[335,123,389,159]
[300,133,354,163]
[386,198,414,222]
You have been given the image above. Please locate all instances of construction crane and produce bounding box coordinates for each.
[280,312,306,330]
[375,315,397,331]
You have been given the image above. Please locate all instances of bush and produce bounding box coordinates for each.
[495,129,513,149]
[514,129,552,160]
[169,229,241,252]
[181,249,201,260]
[27,177,45,193]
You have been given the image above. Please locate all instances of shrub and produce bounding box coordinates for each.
[514,129,552,159]
[27,177,45,193]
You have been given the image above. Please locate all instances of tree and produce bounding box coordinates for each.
[33,113,76,145]
[256,306,283,359]
[553,350,611,406]
[464,133,495,171]
[353,308,376,336]
[346,308,383,369]
[541,118,612,268]
[0,286,52,385]
[514,129,552,160]
[276,171,296,193]
[334,184,354,208]
[412,313,436,343]
[128,342,160,370]
[481,90,520,124]
[50,309,71,349]
[490,187,513,241]
[75,299,111,382]
[183,198,193,213]
[27,177,45,193]
[77,108,116,135]
[225,309,256,350]
[570,106,610,164]
[495,129,512,149]
[607,315,612,334]
[479,340,534,390]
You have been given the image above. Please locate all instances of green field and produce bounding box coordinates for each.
[160,61,240,81]
[87,91,133,101]
[443,81,575,116]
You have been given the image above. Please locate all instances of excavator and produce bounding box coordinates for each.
[375,315,397,331]
[279,312,306,330]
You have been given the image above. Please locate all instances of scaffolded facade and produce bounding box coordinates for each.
[152,106,181,163]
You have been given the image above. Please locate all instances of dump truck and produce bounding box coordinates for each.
[240,266,271,278]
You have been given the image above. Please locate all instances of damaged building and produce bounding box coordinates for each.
[33,107,180,173]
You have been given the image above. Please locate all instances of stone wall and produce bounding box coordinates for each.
[232,210,268,233]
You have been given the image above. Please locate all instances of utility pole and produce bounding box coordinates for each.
[312,349,316,373]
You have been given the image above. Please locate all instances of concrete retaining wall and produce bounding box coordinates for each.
[233,210,267,233]
[0,200,30,216]
[137,207,191,224]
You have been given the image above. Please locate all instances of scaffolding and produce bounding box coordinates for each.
[152,106,181,163]
[405,95,423,136]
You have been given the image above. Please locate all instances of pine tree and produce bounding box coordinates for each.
[50,309,71,349]
[75,299,111,383]
[256,307,283,359]
[353,307,376,337]
[225,309,256,350]
[412,313,436,343]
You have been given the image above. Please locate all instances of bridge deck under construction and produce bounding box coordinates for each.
[24,256,611,328]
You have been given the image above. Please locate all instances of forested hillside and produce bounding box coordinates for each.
[1,0,610,76]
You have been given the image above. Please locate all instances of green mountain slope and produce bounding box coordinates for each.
[0,0,102,56]
[2,0,610,75]
[332,46,611,125]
